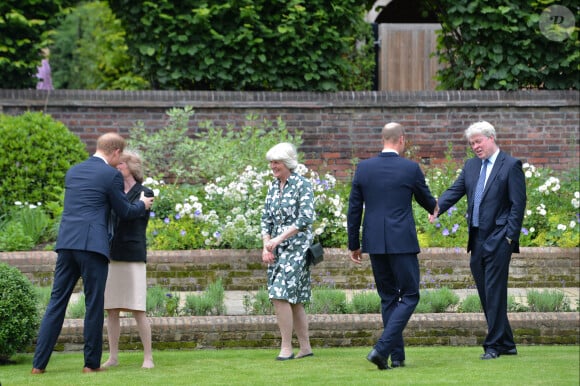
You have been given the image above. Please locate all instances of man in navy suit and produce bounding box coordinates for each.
[31,133,154,374]
[348,122,438,370]
[434,121,526,360]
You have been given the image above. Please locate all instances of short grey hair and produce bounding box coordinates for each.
[464,121,497,140]
[266,142,298,171]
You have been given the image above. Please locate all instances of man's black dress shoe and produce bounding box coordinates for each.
[367,349,390,370]
[276,353,295,361]
[480,351,499,360]
[391,360,405,368]
[500,348,518,356]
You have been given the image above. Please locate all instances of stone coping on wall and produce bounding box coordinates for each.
[1,89,577,109]
[50,312,579,353]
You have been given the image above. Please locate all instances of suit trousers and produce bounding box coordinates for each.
[370,253,420,360]
[470,228,516,353]
[33,249,109,370]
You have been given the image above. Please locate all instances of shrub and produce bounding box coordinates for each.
[243,287,274,315]
[307,287,351,314]
[66,293,86,319]
[415,287,460,313]
[128,107,303,185]
[457,294,483,313]
[0,112,88,215]
[183,279,226,316]
[0,203,55,251]
[0,263,40,363]
[527,289,571,312]
[146,286,168,317]
[350,291,381,314]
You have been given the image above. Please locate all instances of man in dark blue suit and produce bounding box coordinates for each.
[348,122,438,370]
[434,121,526,360]
[31,133,154,374]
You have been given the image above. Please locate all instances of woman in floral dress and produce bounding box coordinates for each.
[261,142,316,361]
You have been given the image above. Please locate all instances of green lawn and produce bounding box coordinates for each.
[3,346,579,386]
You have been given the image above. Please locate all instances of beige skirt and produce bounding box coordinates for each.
[104,261,147,311]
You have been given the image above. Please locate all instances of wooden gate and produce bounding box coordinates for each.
[377,23,441,91]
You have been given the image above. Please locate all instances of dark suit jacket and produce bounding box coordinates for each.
[55,156,146,259]
[110,183,153,262]
[347,152,437,254]
[437,151,526,254]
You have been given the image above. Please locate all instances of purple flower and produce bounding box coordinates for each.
[436,222,441,228]
[521,227,529,235]
[214,231,221,238]
[194,209,201,217]
[150,212,156,218]
[442,228,450,236]
[451,223,459,233]
[166,293,172,298]
[175,214,181,220]
[180,230,186,236]
[164,217,170,224]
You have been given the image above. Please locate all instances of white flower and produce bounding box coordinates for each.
[530,227,535,233]
[569,221,576,229]
[557,224,567,231]
[572,198,580,209]
[525,170,532,178]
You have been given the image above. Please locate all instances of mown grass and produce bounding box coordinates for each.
[2,346,579,386]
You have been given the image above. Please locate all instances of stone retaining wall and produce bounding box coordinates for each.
[3,247,579,291]
[49,312,579,353]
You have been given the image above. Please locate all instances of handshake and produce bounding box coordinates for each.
[428,202,439,223]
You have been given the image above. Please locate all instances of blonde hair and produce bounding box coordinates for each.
[265,142,298,171]
[120,149,144,183]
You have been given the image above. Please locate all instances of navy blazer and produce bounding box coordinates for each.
[347,152,437,254]
[55,156,146,259]
[438,151,526,254]
[110,183,153,262]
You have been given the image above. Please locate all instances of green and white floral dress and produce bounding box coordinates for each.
[261,173,315,304]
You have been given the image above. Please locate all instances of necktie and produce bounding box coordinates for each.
[472,159,489,227]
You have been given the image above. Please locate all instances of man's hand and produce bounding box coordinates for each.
[429,202,439,223]
[350,249,363,265]
[140,191,154,210]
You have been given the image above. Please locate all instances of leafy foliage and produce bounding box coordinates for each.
[426,0,580,90]
[0,203,54,252]
[50,1,149,90]
[107,0,374,91]
[0,0,75,89]
[0,263,40,362]
[0,112,88,215]
[128,106,303,185]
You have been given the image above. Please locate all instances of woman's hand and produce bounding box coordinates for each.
[262,249,275,264]
[264,236,282,252]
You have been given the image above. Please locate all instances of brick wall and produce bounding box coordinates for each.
[0,90,578,179]
[3,247,578,291]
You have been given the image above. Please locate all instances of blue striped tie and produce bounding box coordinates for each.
[472,159,489,227]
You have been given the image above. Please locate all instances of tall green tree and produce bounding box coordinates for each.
[50,1,149,90]
[426,0,579,90]
[107,0,374,91]
[0,0,76,89]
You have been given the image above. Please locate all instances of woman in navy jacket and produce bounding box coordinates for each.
[103,150,155,369]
